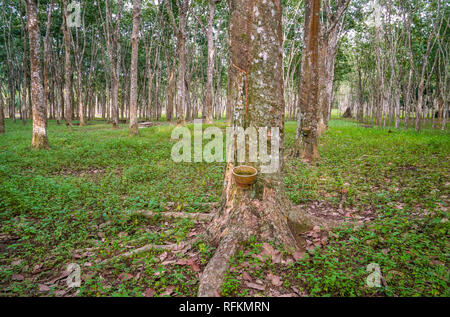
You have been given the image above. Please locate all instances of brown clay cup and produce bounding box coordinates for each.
[232,165,258,188]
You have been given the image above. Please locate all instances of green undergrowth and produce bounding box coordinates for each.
[0,118,448,296]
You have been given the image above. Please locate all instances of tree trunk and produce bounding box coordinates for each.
[103,0,122,128]
[164,0,189,125]
[225,64,234,123]
[293,0,320,162]
[415,80,424,132]
[176,28,186,125]
[62,0,73,128]
[317,0,349,135]
[129,0,141,136]
[0,92,5,134]
[27,0,49,148]
[43,1,53,127]
[205,0,218,124]
[198,0,314,297]
[77,66,86,126]
[167,66,175,122]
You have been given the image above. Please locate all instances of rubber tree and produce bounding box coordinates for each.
[197,0,319,297]
[204,0,220,124]
[0,91,5,134]
[129,0,141,136]
[317,0,350,135]
[164,0,190,126]
[293,0,321,162]
[62,0,73,128]
[26,0,49,148]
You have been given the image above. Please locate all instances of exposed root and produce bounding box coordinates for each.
[288,209,342,232]
[197,234,239,297]
[101,240,195,265]
[132,210,213,222]
[163,202,218,208]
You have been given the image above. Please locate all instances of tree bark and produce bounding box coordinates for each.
[317,0,349,135]
[129,0,141,136]
[62,0,73,128]
[167,63,175,122]
[27,0,49,148]
[293,0,320,162]
[164,0,189,126]
[0,92,5,134]
[102,0,123,128]
[43,1,53,127]
[198,0,313,297]
[205,0,218,124]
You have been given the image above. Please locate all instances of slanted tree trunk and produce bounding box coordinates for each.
[27,0,49,148]
[198,0,316,297]
[293,0,320,162]
[129,0,141,136]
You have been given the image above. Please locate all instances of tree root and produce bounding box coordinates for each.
[132,210,213,222]
[197,234,239,297]
[101,240,196,265]
[288,208,343,232]
[195,205,345,297]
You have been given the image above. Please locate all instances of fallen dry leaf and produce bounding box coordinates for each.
[12,260,23,266]
[54,290,67,297]
[159,252,168,262]
[39,284,50,292]
[118,273,133,281]
[260,243,282,263]
[242,271,252,281]
[267,273,282,287]
[160,286,175,296]
[12,274,24,281]
[245,282,266,291]
[144,288,155,297]
[279,293,297,297]
[46,271,71,285]
[32,264,43,274]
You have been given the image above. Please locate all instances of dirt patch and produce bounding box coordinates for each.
[0,234,19,255]
[298,200,378,223]
[54,168,105,177]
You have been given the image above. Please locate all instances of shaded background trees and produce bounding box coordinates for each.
[0,0,448,146]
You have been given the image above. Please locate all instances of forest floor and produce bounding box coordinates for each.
[0,118,448,297]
